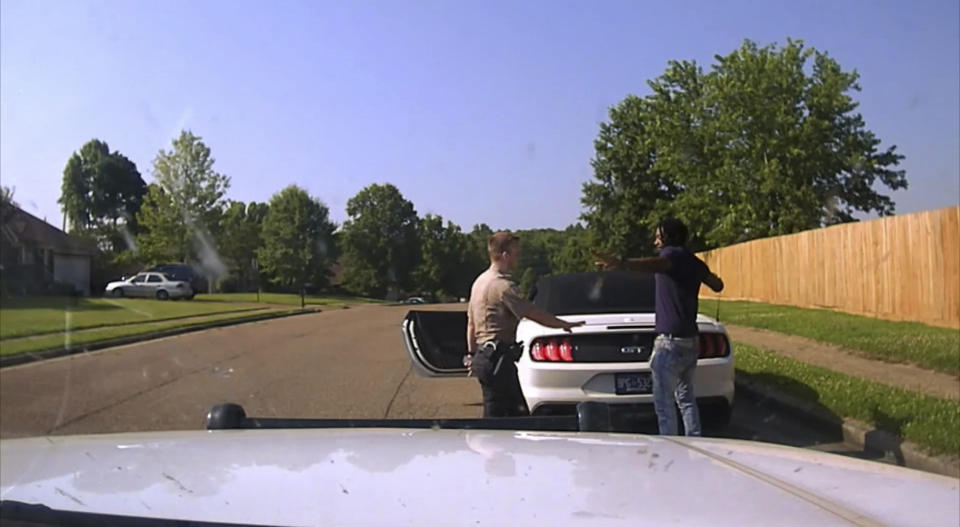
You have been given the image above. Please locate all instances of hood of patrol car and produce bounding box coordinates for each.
[2,429,956,527]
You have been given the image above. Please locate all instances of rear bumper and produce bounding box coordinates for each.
[167,287,193,298]
[518,356,735,413]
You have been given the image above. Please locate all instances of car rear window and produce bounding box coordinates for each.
[531,271,655,315]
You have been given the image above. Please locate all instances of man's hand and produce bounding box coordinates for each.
[560,320,586,333]
[594,253,623,270]
[463,353,473,370]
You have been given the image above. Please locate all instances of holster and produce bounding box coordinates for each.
[471,341,523,384]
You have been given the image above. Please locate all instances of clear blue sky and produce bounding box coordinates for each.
[2,0,957,231]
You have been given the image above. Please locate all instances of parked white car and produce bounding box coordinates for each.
[402,271,734,427]
[104,272,194,300]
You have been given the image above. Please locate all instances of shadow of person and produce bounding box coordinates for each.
[724,372,848,449]
[864,406,908,466]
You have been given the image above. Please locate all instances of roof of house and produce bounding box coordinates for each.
[1,206,98,256]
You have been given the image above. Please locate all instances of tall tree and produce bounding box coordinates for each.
[582,39,907,252]
[257,186,336,291]
[219,201,269,291]
[413,214,474,299]
[135,184,183,263]
[581,95,672,258]
[340,184,420,298]
[137,130,230,267]
[58,139,146,248]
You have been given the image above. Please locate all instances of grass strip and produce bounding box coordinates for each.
[735,343,960,456]
[0,309,301,357]
[0,297,263,340]
[701,298,960,375]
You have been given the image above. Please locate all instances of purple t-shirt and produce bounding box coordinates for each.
[655,246,709,337]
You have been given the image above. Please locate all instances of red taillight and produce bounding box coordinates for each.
[531,341,545,361]
[717,336,728,357]
[559,340,574,362]
[699,334,728,358]
[531,338,576,362]
[545,340,560,361]
[702,334,715,357]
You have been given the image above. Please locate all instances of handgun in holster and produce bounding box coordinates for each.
[483,341,523,377]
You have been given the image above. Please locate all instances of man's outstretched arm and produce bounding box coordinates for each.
[703,272,724,293]
[524,306,585,332]
[595,255,672,273]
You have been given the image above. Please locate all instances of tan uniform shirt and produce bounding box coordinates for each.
[468,267,535,346]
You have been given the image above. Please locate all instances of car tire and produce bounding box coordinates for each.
[112,288,124,298]
[185,293,195,300]
[156,290,169,301]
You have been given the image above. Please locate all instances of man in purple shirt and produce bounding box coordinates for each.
[597,218,724,436]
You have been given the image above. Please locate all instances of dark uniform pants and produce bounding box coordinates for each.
[470,342,527,417]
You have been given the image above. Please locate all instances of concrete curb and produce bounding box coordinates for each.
[736,377,960,478]
[0,309,320,369]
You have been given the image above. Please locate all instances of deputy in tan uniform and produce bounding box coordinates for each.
[466,232,584,417]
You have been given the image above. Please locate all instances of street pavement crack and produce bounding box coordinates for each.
[383,364,413,419]
[47,349,256,434]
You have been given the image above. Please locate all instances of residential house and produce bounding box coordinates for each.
[0,206,97,295]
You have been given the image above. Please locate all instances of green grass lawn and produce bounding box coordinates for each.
[0,308,302,357]
[0,297,263,340]
[700,298,960,376]
[736,344,960,456]
[195,292,385,306]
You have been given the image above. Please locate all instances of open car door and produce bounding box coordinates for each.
[401,310,470,377]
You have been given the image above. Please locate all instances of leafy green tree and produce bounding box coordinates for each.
[135,184,183,263]
[581,95,670,258]
[136,131,230,265]
[582,39,907,252]
[219,201,269,291]
[413,214,474,299]
[551,224,595,273]
[518,267,538,299]
[509,228,563,296]
[58,139,146,249]
[466,223,493,274]
[340,184,420,298]
[257,186,337,291]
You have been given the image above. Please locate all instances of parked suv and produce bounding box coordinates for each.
[146,264,203,298]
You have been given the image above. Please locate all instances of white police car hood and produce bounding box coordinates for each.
[1,429,957,527]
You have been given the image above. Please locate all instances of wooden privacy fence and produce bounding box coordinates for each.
[697,206,960,329]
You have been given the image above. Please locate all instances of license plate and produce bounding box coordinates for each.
[615,372,653,395]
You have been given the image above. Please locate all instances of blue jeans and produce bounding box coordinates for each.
[651,335,701,436]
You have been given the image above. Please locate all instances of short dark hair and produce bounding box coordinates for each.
[657,218,688,247]
[488,232,519,260]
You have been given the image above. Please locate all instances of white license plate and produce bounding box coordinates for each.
[615,372,653,395]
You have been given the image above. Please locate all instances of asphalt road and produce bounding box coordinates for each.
[0,304,895,465]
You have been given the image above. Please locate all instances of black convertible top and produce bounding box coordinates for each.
[530,271,656,316]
